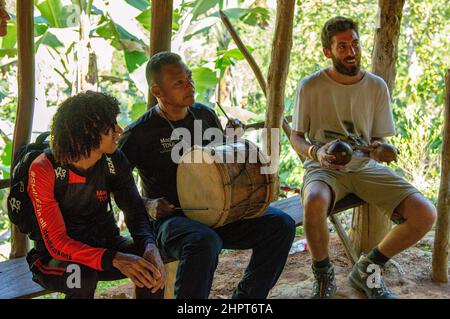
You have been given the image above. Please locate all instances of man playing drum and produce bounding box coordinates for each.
[119,51,296,299]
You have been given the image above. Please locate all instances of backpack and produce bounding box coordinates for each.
[7,132,53,238]
[7,132,117,240]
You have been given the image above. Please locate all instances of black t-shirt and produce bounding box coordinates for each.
[119,103,223,206]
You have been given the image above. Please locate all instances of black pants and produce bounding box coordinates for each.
[154,207,296,299]
[27,236,161,299]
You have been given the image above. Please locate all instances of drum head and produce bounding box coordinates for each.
[177,147,229,227]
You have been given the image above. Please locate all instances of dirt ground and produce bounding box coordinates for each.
[95,231,450,299]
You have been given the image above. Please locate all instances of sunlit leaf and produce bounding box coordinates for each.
[124,50,148,73]
[191,0,218,20]
[130,102,147,121]
[191,67,219,98]
[135,8,151,31]
[125,0,150,11]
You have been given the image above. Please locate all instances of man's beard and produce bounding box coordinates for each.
[331,55,361,76]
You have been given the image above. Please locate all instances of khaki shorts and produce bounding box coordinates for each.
[301,160,421,224]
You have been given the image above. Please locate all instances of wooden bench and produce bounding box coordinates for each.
[0,194,364,299]
[0,256,179,299]
[0,257,49,299]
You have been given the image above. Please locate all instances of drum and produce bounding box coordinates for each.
[176,140,276,228]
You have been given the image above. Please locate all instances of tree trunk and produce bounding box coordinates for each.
[264,0,295,199]
[74,2,97,94]
[432,69,450,283]
[148,0,173,108]
[350,0,405,255]
[371,0,405,93]
[218,66,232,106]
[10,0,34,259]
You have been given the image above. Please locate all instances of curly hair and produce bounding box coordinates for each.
[50,91,120,165]
[321,16,359,50]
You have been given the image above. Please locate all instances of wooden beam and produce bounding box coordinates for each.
[371,0,405,94]
[265,0,295,199]
[148,0,173,108]
[432,69,450,283]
[219,9,296,160]
[9,0,34,259]
[219,10,267,96]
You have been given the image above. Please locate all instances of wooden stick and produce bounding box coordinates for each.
[432,69,450,283]
[265,0,295,152]
[10,0,34,259]
[219,8,301,161]
[219,10,267,95]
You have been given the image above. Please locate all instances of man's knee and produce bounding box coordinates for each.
[397,193,437,231]
[182,228,223,257]
[267,210,296,239]
[303,182,332,218]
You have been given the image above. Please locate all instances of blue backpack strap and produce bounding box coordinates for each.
[43,148,69,201]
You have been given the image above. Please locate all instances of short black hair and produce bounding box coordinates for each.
[50,91,120,165]
[145,51,183,85]
[321,16,359,50]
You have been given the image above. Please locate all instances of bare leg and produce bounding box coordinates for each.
[303,181,333,262]
[378,193,436,257]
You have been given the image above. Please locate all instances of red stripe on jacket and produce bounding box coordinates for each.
[28,153,107,271]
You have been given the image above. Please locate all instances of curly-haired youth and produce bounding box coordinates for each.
[50,91,120,165]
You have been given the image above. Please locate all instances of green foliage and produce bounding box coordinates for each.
[191,0,219,20]
[191,67,219,103]
[125,0,149,11]
[135,8,151,31]
[35,0,79,28]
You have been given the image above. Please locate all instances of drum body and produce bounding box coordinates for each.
[177,140,275,228]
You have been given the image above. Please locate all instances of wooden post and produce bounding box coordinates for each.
[350,0,405,255]
[9,0,34,259]
[74,0,98,93]
[371,0,405,93]
[219,9,297,161]
[264,0,295,198]
[148,0,173,108]
[432,69,450,283]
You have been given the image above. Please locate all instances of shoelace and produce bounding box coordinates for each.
[373,279,391,296]
[315,270,334,297]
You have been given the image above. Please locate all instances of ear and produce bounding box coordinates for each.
[323,47,332,59]
[150,84,162,99]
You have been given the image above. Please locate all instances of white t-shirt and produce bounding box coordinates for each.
[293,69,396,171]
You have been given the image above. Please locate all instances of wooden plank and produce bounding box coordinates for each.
[0,257,48,299]
[270,195,303,226]
[269,193,364,227]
